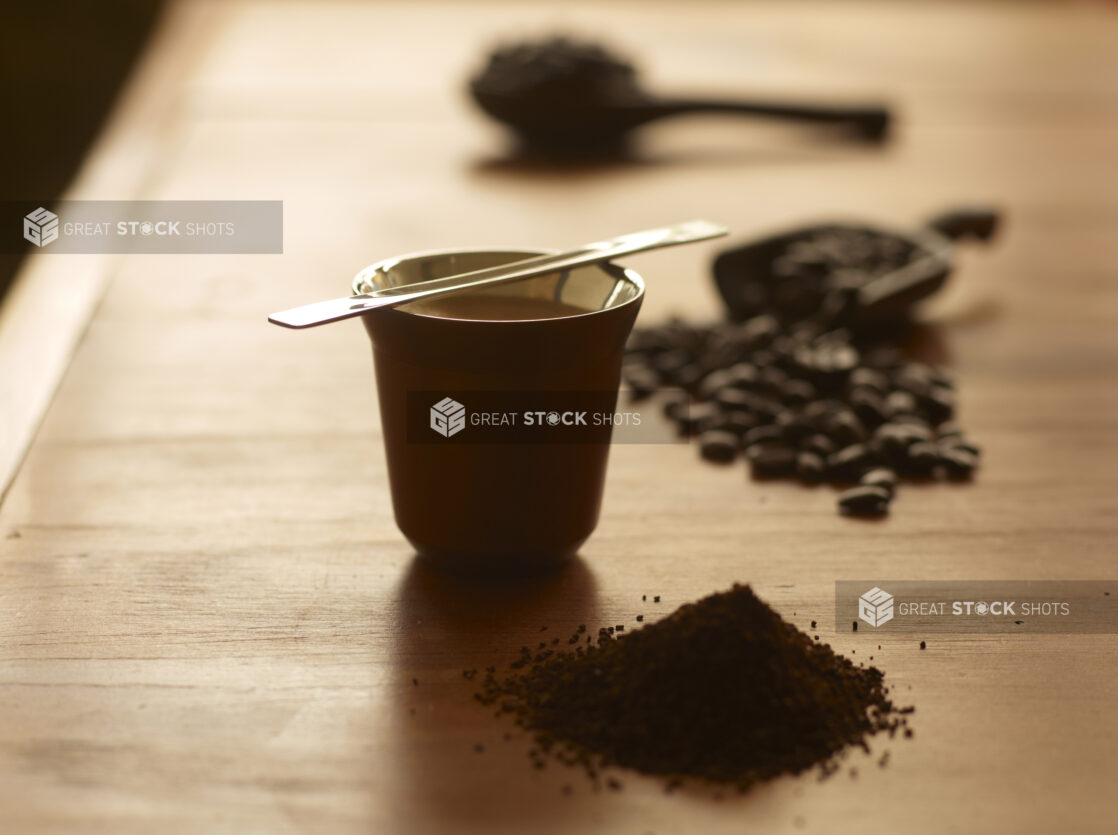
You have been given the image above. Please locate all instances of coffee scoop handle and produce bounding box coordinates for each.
[267,219,727,329]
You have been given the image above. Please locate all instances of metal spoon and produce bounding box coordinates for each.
[267,219,727,329]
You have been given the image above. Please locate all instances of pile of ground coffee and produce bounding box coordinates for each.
[476,585,911,791]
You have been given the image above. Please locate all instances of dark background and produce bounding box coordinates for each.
[0,0,164,300]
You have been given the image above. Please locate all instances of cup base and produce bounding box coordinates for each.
[411,543,580,579]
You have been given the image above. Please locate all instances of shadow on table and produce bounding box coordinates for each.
[470,127,889,181]
[386,555,610,835]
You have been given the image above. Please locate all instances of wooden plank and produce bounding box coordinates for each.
[0,1,227,499]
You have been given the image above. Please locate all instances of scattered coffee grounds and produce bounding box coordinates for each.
[476,585,911,791]
[919,641,926,650]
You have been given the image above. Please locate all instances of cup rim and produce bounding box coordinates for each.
[351,247,645,323]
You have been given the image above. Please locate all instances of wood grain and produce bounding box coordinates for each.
[0,0,219,499]
[2,2,1117,833]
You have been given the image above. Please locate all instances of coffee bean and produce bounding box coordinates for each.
[919,387,955,424]
[826,443,878,481]
[714,387,755,413]
[860,468,897,496]
[803,399,846,428]
[661,391,690,421]
[813,342,859,375]
[699,430,740,464]
[674,364,706,392]
[802,433,838,458]
[698,369,736,401]
[724,390,781,419]
[797,451,826,482]
[775,409,814,442]
[770,333,804,360]
[849,367,890,395]
[677,401,721,437]
[874,422,931,456]
[885,390,918,418]
[726,362,761,390]
[825,410,869,446]
[943,438,982,458]
[653,350,691,382]
[928,366,955,387]
[744,425,785,447]
[704,410,761,437]
[780,378,817,406]
[890,413,934,433]
[940,446,978,478]
[737,314,781,346]
[749,349,777,368]
[863,346,905,370]
[758,366,789,394]
[905,441,942,476]
[936,421,963,439]
[848,387,889,427]
[837,485,891,516]
[746,444,798,477]
[625,366,659,402]
[894,366,936,399]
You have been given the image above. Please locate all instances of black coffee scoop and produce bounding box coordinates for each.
[469,36,891,155]
[711,207,1000,334]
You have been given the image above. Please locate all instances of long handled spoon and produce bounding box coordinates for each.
[267,219,727,329]
[470,38,890,154]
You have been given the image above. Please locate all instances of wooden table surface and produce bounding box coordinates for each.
[2,2,1117,833]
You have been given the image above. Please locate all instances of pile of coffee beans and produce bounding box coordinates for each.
[476,585,911,791]
[623,311,980,515]
[470,36,638,111]
[715,226,922,326]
